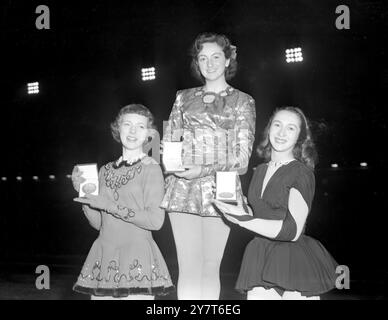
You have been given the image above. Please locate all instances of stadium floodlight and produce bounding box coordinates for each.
[141,67,156,81]
[285,47,304,63]
[27,82,40,94]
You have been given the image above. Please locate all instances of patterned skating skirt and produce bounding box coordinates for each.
[73,236,174,297]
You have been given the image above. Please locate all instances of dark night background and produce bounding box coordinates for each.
[0,0,387,299]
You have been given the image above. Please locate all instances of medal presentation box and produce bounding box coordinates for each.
[162,141,186,173]
[77,163,99,197]
[216,171,237,203]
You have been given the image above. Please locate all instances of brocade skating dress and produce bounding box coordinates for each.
[160,86,256,216]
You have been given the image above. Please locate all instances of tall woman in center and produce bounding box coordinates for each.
[161,32,256,300]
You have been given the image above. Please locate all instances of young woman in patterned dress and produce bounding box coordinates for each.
[161,32,256,300]
[71,104,174,300]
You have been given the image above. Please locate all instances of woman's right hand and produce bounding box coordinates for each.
[71,166,86,192]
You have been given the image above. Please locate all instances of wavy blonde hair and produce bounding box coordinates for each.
[110,104,155,143]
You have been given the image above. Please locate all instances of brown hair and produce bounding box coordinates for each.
[190,32,238,82]
[257,106,318,169]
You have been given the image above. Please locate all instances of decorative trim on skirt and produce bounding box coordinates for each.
[73,284,175,297]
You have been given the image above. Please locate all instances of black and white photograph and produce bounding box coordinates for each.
[1,0,387,306]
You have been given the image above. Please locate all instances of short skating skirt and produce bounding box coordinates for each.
[73,236,174,297]
[161,175,245,217]
[236,235,338,297]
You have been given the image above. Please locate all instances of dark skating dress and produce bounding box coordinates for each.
[235,160,338,297]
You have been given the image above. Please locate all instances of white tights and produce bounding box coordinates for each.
[247,287,320,300]
[168,212,230,300]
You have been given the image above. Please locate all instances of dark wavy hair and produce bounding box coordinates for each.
[257,107,318,169]
[110,104,155,143]
[190,32,238,83]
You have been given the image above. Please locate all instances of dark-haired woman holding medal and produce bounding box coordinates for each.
[161,32,256,300]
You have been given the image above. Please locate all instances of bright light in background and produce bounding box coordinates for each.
[141,67,156,81]
[0,163,373,184]
[27,82,39,94]
[285,47,303,63]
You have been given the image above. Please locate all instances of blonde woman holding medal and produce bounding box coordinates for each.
[71,104,174,300]
[213,107,338,300]
[161,32,256,300]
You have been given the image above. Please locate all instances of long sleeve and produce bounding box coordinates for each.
[238,163,314,241]
[199,96,256,177]
[229,203,295,241]
[81,205,101,230]
[163,91,184,142]
[80,168,104,230]
[241,191,306,242]
[229,199,288,223]
[120,164,166,231]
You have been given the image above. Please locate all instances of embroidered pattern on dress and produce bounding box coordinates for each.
[109,205,136,221]
[103,162,143,200]
[79,259,170,286]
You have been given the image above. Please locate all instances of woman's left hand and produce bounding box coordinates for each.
[174,166,202,180]
[212,199,249,217]
[222,213,241,225]
[73,194,115,212]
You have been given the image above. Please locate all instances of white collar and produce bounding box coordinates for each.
[118,153,146,166]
